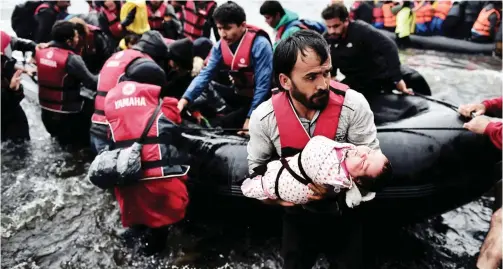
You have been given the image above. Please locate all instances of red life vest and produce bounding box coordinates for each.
[147,2,168,31]
[472,8,501,37]
[434,0,452,20]
[104,81,190,179]
[1,31,11,55]
[91,49,149,135]
[272,80,349,157]
[180,0,216,40]
[220,25,270,97]
[382,2,396,27]
[373,5,384,24]
[35,46,83,113]
[415,1,434,24]
[34,3,60,15]
[102,7,122,39]
[105,81,189,228]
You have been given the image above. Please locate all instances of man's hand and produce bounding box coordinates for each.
[191,56,204,77]
[9,70,22,91]
[177,98,189,112]
[396,79,414,95]
[477,208,502,269]
[463,116,491,135]
[237,118,250,136]
[307,183,330,201]
[35,42,50,51]
[458,103,486,118]
[24,65,36,77]
[262,198,295,207]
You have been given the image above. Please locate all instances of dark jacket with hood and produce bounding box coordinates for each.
[324,20,402,85]
[34,2,69,43]
[122,31,170,90]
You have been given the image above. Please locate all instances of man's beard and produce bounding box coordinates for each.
[290,81,330,110]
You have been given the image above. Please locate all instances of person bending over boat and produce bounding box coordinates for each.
[103,77,189,256]
[321,3,431,103]
[459,97,502,269]
[90,30,171,154]
[177,1,273,135]
[259,0,326,50]
[35,21,98,147]
[68,17,115,74]
[97,0,124,42]
[171,0,220,41]
[471,1,502,43]
[34,1,71,43]
[243,136,391,206]
[247,30,380,269]
[146,0,183,40]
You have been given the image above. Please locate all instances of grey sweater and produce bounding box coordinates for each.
[247,89,380,174]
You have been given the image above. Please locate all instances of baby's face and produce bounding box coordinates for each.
[345,146,387,178]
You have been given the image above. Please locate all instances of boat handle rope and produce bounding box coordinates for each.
[413,92,476,118]
[179,126,468,133]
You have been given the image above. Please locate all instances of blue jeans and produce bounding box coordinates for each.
[90,134,112,154]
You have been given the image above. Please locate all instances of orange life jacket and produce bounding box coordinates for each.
[434,0,452,20]
[472,8,501,37]
[383,3,397,27]
[415,1,434,24]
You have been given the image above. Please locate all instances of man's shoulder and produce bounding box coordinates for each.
[252,34,272,49]
[250,98,274,121]
[342,89,370,111]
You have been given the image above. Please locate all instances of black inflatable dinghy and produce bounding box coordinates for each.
[183,94,502,225]
[377,29,495,55]
[20,77,502,224]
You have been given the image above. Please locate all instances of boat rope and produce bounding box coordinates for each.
[413,93,476,118]
[179,126,468,133]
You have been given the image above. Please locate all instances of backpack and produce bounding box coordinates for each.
[289,19,327,35]
[11,1,43,39]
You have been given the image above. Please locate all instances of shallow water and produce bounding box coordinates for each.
[1,1,502,268]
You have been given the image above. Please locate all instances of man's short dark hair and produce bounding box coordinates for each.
[356,160,393,192]
[273,30,330,87]
[51,21,76,43]
[259,1,286,17]
[213,1,246,26]
[321,3,349,21]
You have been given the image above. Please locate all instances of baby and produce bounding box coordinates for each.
[241,136,392,207]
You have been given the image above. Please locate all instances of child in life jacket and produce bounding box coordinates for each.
[241,136,392,207]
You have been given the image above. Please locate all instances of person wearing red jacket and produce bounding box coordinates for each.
[459,97,502,150]
[459,97,502,269]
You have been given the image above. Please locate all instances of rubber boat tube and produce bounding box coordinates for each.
[377,29,495,55]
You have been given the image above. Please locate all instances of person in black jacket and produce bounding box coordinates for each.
[69,17,115,74]
[37,21,98,147]
[1,61,30,143]
[34,1,71,43]
[321,3,431,102]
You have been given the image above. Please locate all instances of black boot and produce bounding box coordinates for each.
[139,226,171,256]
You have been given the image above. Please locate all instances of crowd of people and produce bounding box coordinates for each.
[1,0,502,268]
[348,0,502,47]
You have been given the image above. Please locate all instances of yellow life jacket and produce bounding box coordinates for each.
[120,0,150,35]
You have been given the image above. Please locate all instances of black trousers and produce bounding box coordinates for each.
[281,208,363,269]
[41,109,90,147]
[1,104,30,143]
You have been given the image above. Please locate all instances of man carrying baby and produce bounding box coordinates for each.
[247,29,382,269]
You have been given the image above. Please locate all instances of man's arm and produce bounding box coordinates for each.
[345,90,381,150]
[121,7,137,28]
[10,36,37,54]
[247,104,275,174]
[482,97,502,117]
[364,25,402,83]
[485,121,502,150]
[66,54,98,90]
[489,12,499,40]
[181,43,221,103]
[248,36,273,118]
